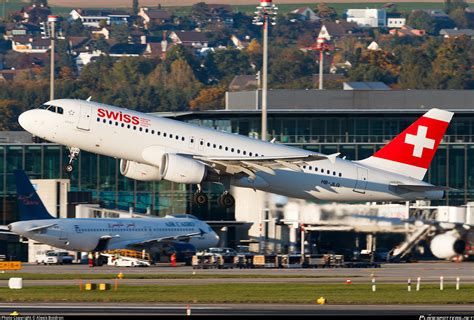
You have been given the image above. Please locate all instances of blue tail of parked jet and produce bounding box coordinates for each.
[14,170,55,221]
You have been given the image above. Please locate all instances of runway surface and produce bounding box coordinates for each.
[1,303,474,316]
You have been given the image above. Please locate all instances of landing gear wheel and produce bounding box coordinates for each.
[65,147,80,174]
[193,192,208,206]
[218,192,235,208]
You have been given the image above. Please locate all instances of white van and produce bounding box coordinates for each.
[35,250,74,265]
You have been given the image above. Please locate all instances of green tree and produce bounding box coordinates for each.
[429,36,471,89]
[449,7,468,28]
[407,10,436,35]
[445,0,468,13]
[111,24,130,43]
[269,48,316,88]
[399,48,432,89]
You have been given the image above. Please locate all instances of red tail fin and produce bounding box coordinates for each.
[359,108,453,180]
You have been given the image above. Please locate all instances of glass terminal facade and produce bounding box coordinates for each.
[1,111,474,225]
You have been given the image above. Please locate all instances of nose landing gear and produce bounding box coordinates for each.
[65,147,80,173]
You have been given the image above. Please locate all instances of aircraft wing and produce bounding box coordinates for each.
[130,229,206,246]
[194,153,339,180]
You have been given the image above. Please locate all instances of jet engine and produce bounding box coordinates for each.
[119,160,163,181]
[160,153,206,184]
[429,232,466,260]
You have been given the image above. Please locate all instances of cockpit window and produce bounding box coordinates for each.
[37,104,63,115]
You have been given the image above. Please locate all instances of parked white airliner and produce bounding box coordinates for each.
[18,99,453,208]
[8,170,219,252]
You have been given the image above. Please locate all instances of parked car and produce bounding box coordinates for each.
[35,250,74,265]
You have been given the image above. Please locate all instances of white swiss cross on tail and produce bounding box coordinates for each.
[404,125,435,158]
[358,108,454,180]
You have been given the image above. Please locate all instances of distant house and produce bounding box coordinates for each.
[346,9,386,28]
[68,36,90,55]
[229,75,258,91]
[230,35,249,50]
[367,41,381,51]
[320,21,361,39]
[91,27,111,40]
[439,28,474,38]
[387,17,406,28]
[389,25,426,37]
[3,23,41,40]
[138,8,172,29]
[75,50,103,72]
[109,43,146,57]
[18,3,51,23]
[207,4,234,27]
[290,7,320,22]
[69,9,130,28]
[169,31,209,49]
[11,35,50,53]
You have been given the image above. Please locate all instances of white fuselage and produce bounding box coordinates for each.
[8,217,219,252]
[18,99,443,202]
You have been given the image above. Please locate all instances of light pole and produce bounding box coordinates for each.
[304,27,333,90]
[252,0,277,141]
[42,15,59,100]
[48,15,58,101]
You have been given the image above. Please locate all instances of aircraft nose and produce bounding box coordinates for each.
[212,231,220,246]
[18,111,32,131]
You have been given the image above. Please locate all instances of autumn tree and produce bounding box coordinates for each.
[189,86,226,110]
[430,36,472,89]
[314,3,337,20]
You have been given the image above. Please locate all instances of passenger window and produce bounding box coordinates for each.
[139,127,142,132]
[170,134,173,138]
[164,133,167,137]
[151,130,154,134]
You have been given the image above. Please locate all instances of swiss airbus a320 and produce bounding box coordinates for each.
[18,99,453,208]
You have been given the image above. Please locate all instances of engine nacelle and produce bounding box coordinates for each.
[119,159,163,181]
[160,153,206,184]
[430,232,466,260]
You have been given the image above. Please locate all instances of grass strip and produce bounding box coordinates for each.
[0,283,473,304]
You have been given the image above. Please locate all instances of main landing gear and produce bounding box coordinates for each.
[65,147,80,173]
[192,185,235,208]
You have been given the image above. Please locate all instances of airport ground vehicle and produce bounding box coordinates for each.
[35,250,73,265]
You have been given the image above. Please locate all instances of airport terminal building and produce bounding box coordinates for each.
[1,89,474,259]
